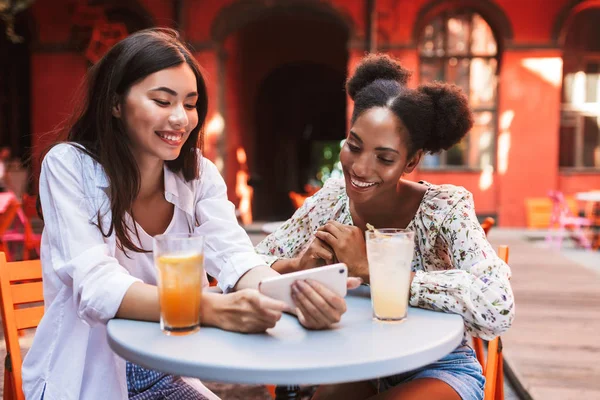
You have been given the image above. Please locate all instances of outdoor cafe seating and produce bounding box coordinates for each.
[0,193,41,262]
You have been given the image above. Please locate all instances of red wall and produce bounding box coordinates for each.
[26,0,600,226]
[30,53,88,178]
[497,50,563,226]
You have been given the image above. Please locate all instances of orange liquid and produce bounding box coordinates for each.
[157,253,203,333]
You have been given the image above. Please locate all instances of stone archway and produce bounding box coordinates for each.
[211,0,355,43]
[0,9,34,162]
[211,2,352,220]
[254,62,347,220]
[412,0,514,50]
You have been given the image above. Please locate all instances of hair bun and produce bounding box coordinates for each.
[346,54,412,100]
[418,83,474,152]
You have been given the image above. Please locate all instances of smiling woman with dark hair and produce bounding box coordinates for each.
[256,54,515,400]
[21,28,352,400]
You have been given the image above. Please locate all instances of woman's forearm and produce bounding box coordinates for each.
[271,258,299,274]
[114,283,243,329]
[234,265,280,290]
[116,282,160,321]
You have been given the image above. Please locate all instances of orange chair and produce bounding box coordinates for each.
[0,252,44,400]
[475,218,507,399]
[480,217,495,236]
[289,187,321,210]
[289,191,309,210]
[472,218,495,368]
[472,244,509,400]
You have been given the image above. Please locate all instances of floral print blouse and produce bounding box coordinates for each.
[255,178,515,340]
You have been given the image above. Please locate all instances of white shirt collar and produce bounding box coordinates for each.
[93,162,196,218]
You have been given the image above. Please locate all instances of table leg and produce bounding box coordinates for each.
[275,385,301,400]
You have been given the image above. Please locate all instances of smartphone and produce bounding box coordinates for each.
[258,263,348,310]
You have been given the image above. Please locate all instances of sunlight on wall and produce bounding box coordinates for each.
[235,147,253,225]
[521,58,563,87]
[498,110,515,175]
[205,113,225,172]
[206,113,225,138]
[478,165,494,191]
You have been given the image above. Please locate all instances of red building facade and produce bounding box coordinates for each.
[5,0,600,226]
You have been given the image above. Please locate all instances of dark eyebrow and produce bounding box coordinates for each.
[350,131,399,154]
[349,131,363,143]
[149,87,198,98]
[375,146,399,154]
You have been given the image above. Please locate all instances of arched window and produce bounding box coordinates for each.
[418,11,498,169]
[559,8,600,170]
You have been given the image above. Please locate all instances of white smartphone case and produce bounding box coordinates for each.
[258,263,348,310]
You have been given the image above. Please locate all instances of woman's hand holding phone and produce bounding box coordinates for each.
[259,264,358,330]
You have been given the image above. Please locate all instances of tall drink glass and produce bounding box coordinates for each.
[366,229,415,322]
[153,234,204,335]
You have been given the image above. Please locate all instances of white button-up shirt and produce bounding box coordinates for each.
[22,144,266,400]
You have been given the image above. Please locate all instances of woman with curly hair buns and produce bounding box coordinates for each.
[256,54,514,400]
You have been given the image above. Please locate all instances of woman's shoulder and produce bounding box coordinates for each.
[421,181,473,207]
[43,143,95,168]
[42,143,109,189]
[417,181,474,226]
[304,178,346,207]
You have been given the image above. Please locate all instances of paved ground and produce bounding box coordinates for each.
[487,229,600,400]
[4,226,598,399]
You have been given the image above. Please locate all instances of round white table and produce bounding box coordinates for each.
[261,221,285,234]
[575,191,600,202]
[107,286,464,386]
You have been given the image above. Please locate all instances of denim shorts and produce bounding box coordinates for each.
[373,344,485,400]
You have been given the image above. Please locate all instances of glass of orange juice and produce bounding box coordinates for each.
[366,229,415,322]
[153,233,204,335]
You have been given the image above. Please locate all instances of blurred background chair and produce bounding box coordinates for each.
[480,217,495,235]
[0,194,21,261]
[289,191,309,210]
[545,190,592,249]
[1,194,41,261]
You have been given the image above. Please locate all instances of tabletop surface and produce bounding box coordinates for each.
[575,191,600,202]
[107,286,464,385]
[261,221,285,234]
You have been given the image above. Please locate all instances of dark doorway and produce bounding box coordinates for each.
[227,10,349,221]
[0,12,32,162]
[253,63,346,220]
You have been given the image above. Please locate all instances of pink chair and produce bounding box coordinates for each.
[546,190,592,249]
[1,196,41,261]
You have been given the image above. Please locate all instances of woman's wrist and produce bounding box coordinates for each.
[354,261,371,284]
[272,258,300,274]
[201,292,221,328]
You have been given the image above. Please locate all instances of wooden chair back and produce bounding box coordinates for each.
[480,217,495,235]
[472,245,508,400]
[0,252,44,400]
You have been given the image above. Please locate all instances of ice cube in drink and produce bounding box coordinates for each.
[366,230,414,321]
[156,253,204,335]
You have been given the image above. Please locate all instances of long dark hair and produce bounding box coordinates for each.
[346,54,473,157]
[51,28,208,253]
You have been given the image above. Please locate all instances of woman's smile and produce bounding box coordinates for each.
[155,130,186,146]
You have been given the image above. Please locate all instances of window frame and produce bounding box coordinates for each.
[417,9,500,171]
[559,52,600,172]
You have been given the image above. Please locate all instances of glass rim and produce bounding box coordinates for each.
[365,228,413,234]
[153,233,204,242]
[366,229,415,239]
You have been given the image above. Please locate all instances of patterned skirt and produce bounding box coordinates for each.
[127,362,211,400]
